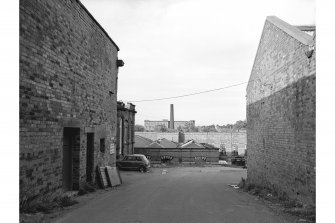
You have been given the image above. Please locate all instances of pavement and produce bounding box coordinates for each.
[54,166,298,223]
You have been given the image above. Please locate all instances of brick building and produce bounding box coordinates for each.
[134,137,219,164]
[144,104,195,131]
[20,0,123,201]
[144,120,195,131]
[144,120,169,131]
[246,16,315,205]
[116,102,136,159]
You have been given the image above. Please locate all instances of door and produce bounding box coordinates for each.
[86,133,94,183]
[63,127,80,191]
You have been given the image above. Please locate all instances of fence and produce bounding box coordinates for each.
[134,148,219,164]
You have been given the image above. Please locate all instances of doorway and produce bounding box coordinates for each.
[63,127,80,191]
[86,133,94,183]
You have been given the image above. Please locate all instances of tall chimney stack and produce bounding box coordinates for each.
[170,104,174,129]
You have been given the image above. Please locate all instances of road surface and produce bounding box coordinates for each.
[55,166,297,223]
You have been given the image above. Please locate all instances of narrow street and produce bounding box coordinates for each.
[54,167,297,223]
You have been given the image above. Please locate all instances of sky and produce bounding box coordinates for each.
[81,0,315,126]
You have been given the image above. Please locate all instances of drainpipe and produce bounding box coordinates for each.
[230,126,233,153]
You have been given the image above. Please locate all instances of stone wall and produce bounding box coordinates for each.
[246,17,315,205]
[135,132,181,143]
[184,132,246,154]
[20,0,119,201]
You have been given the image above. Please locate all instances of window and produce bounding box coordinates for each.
[100,138,105,153]
[127,156,136,161]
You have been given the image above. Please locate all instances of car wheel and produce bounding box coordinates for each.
[139,166,145,173]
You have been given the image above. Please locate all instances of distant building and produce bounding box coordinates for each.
[134,136,219,163]
[246,16,315,205]
[144,120,195,131]
[144,120,169,131]
[143,104,195,131]
[117,102,136,159]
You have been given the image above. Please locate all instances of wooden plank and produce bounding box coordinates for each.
[117,167,122,184]
[105,166,122,187]
[97,166,108,188]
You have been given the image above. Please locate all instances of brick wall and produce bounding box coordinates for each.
[20,0,119,200]
[246,17,315,205]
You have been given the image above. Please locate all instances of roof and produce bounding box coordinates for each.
[77,0,120,51]
[266,16,315,46]
[200,143,218,149]
[180,140,205,149]
[126,154,146,157]
[134,135,153,148]
[117,101,136,112]
[144,120,169,123]
[157,138,179,148]
[147,141,165,148]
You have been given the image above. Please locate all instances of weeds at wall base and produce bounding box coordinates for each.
[20,195,79,214]
[20,191,79,214]
[20,182,98,214]
[78,182,96,196]
[238,177,315,222]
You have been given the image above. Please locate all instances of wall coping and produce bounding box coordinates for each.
[76,0,120,51]
[266,16,315,46]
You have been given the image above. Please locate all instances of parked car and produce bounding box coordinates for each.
[231,155,246,166]
[116,154,150,172]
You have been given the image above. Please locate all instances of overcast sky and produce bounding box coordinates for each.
[81,0,315,126]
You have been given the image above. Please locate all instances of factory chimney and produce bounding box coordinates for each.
[170,104,174,129]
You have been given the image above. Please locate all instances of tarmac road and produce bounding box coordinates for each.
[55,166,297,223]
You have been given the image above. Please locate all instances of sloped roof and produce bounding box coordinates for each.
[157,138,179,148]
[147,141,165,148]
[180,140,205,149]
[200,143,218,149]
[134,135,153,148]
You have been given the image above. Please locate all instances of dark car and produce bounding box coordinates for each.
[116,154,150,172]
[231,156,246,166]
